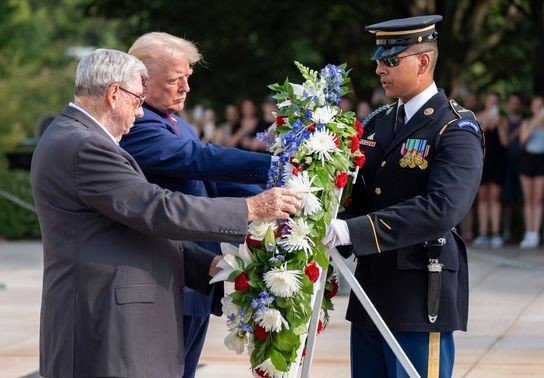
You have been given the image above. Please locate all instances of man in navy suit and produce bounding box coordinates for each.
[120,32,273,378]
[323,16,484,377]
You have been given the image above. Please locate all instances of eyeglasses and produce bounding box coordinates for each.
[119,87,146,107]
[378,50,432,68]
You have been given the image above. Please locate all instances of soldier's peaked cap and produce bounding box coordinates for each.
[366,15,443,60]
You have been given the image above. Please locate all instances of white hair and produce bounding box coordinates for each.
[75,48,148,97]
[128,32,202,74]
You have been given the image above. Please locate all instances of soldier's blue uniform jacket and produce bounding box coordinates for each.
[342,90,484,333]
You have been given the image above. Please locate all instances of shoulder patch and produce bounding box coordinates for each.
[449,99,477,120]
[457,119,480,133]
[362,103,393,127]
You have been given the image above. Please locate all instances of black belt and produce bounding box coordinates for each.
[424,237,446,323]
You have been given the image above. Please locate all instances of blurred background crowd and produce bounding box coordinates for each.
[1,0,544,245]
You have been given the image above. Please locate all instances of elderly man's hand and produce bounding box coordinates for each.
[246,188,303,221]
[322,219,352,250]
[209,255,223,277]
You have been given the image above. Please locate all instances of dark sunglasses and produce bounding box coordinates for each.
[378,50,432,68]
[119,86,146,107]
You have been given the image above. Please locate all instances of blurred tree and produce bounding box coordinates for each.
[86,0,540,110]
[0,0,122,168]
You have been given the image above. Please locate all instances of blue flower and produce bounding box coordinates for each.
[238,321,253,333]
[320,64,345,104]
[227,314,236,323]
[257,131,275,149]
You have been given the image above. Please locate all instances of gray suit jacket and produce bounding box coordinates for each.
[31,105,248,378]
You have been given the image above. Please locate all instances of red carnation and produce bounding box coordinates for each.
[254,325,268,341]
[326,279,339,299]
[349,135,360,153]
[307,123,315,132]
[293,166,303,176]
[245,234,262,248]
[305,262,320,283]
[255,368,268,377]
[343,198,353,208]
[234,273,250,291]
[355,119,363,139]
[335,171,349,189]
[317,320,324,334]
[334,136,341,148]
[354,153,366,168]
[275,116,285,127]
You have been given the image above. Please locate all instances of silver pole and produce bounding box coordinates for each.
[328,247,421,378]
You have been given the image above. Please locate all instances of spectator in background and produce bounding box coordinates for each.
[518,95,544,248]
[339,97,354,112]
[194,106,216,143]
[215,104,240,145]
[370,86,389,107]
[459,91,480,243]
[261,96,277,124]
[473,92,508,248]
[356,100,372,122]
[502,92,525,243]
[230,98,268,151]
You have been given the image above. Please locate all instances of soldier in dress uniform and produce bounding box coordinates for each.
[323,15,484,378]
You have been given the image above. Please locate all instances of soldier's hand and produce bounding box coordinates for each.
[322,219,352,250]
[246,188,303,221]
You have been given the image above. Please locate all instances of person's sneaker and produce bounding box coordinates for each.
[472,235,489,248]
[520,232,540,248]
[490,235,503,248]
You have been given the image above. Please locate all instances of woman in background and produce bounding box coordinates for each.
[518,95,544,248]
[473,92,508,248]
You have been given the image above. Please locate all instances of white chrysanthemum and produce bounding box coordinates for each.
[254,358,288,378]
[210,243,253,284]
[311,105,338,124]
[281,161,296,183]
[256,308,289,333]
[285,171,322,216]
[278,218,314,254]
[263,265,302,298]
[304,129,340,164]
[224,329,247,355]
[248,220,278,241]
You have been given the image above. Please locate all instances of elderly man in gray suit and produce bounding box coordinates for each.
[31,48,301,378]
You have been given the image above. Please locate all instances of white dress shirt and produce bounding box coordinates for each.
[398,82,438,123]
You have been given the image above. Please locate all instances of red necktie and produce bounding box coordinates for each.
[166,114,182,137]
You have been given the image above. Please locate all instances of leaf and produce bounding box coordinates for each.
[300,274,314,295]
[292,324,308,336]
[275,329,300,352]
[314,244,329,269]
[271,349,289,372]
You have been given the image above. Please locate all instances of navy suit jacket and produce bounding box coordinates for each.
[120,104,270,316]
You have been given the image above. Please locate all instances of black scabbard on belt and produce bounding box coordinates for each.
[424,237,446,323]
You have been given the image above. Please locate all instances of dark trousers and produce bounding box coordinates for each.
[350,322,454,378]
[182,314,210,378]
